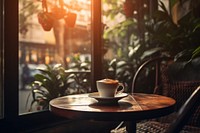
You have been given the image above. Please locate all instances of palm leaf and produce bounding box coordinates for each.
[192,46,200,59]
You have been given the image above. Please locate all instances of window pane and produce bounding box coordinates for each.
[102,0,135,85]
[19,0,91,114]
[102,0,151,92]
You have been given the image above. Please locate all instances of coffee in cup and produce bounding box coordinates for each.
[96,79,124,97]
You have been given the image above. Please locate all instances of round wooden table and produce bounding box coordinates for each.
[49,93,176,133]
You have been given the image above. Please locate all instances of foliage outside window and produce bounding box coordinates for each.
[102,0,155,92]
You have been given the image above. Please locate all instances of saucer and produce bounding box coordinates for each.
[88,92,128,105]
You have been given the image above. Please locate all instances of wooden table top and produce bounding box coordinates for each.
[49,93,176,121]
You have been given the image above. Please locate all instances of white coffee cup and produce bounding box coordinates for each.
[96,79,124,97]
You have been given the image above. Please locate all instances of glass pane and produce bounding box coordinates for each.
[0,0,3,119]
[102,0,151,93]
[19,0,91,114]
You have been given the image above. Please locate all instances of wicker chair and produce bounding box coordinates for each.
[131,56,173,94]
[111,56,200,133]
[111,86,200,133]
[136,86,200,133]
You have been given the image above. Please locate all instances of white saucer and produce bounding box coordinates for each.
[88,92,128,104]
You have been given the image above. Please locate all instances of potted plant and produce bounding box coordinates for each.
[26,54,91,111]
[26,64,74,111]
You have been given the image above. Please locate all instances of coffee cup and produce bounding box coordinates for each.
[96,79,124,97]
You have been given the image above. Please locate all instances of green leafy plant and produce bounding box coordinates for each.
[103,20,144,91]
[192,46,200,59]
[102,0,156,92]
[66,54,91,93]
[26,64,74,111]
[145,1,200,61]
[26,54,91,111]
[103,0,200,92]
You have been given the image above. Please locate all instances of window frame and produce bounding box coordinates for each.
[0,0,4,120]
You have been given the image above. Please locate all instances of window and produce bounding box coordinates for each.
[0,0,98,131]
[19,0,92,114]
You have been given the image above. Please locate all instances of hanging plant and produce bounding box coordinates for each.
[64,12,77,27]
[37,0,78,31]
[38,12,54,31]
[37,0,55,31]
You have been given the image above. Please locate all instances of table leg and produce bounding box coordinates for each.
[125,121,136,133]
